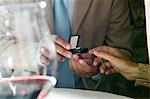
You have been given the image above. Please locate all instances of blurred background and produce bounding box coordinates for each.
[128,0,149,98]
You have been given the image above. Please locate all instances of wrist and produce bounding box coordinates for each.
[129,63,140,80]
[122,62,139,80]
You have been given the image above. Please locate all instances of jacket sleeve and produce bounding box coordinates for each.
[105,0,133,57]
[83,0,133,91]
[135,63,150,88]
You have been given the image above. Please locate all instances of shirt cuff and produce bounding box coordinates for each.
[134,63,150,88]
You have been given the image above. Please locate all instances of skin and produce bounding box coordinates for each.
[40,38,141,80]
[40,35,99,77]
[69,53,99,77]
[90,46,140,80]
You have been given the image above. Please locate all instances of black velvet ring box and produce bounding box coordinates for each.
[69,35,88,55]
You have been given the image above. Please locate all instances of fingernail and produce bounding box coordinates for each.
[93,51,98,55]
[79,59,84,64]
[93,62,97,66]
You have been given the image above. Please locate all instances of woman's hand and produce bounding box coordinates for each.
[90,46,140,80]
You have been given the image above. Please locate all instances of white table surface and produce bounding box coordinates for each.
[45,88,132,99]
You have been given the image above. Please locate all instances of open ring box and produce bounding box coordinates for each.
[69,35,88,55]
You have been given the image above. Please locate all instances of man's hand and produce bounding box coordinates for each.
[39,35,73,64]
[39,35,100,77]
[52,35,72,61]
[69,53,99,77]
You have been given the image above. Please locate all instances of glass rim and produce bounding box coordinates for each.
[0,75,57,86]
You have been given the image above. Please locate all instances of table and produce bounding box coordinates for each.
[45,88,132,99]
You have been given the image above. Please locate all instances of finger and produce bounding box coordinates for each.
[93,51,119,65]
[99,61,111,73]
[72,54,79,61]
[40,47,51,59]
[78,59,91,75]
[82,58,93,65]
[54,35,71,50]
[89,47,100,55]
[79,59,99,77]
[89,46,121,57]
[39,47,65,63]
[111,69,116,73]
[40,54,49,65]
[89,45,107,54]
[106,46,123,57]
[56,44,72,58]
[80,53,94,65]
[105,69,114,75]
[93,58,103,66]
[102,62,113,75]
[80,53,91,59]
[69,58,81,75]
[104,68,115,75]
[104,62,112,70]
[99,63,106,74]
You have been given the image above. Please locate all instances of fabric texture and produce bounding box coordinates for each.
[135,63,150,88]
[53,0,75,88]
[46,0,133,95]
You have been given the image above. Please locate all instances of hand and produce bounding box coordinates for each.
[91,46,139,80]
[89,46,124,57]
[52,35,72,61]
[53,35,72,61]
[89,46,124,74]
[69,53,99,77]
[39,35,72,64]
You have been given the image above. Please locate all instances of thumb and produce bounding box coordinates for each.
[52,35,71,50]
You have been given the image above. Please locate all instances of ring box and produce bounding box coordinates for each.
[69,35,88,55]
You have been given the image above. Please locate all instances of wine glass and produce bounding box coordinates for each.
[0,1,57,99]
